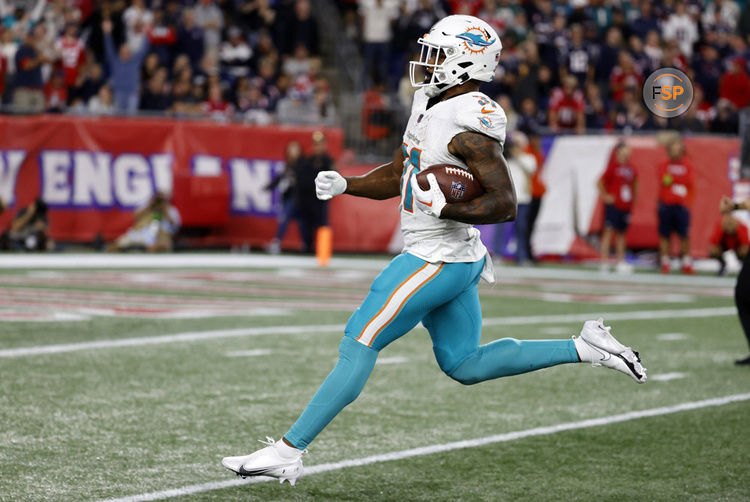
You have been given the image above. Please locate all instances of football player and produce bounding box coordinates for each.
[222,15,647,485]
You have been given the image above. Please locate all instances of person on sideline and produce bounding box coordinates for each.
[598,142,638,273]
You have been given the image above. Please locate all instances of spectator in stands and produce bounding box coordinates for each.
[102,19,150,114]
[282,0,318,56]
[662,1,699,59]
[693,44,723,105]
[671,97,707,133]
[221,26,252,81]
[585,83,608,129]
[609,51,643,103]
[596,26,622,84]
[140,68,172,112]
[44,71,66,112]
[194,0,223,56]
[711,98,740,134]
[13,25,48,112]
[88,84,115,114]
[719,57,750,110]
[236,79,272,125]
[108,192,181,252]
[293,131,333,253]
[709,214,749,276]
[703,0,740,32]
[202,81,233,121]
[0,0,46,40]
[177,8,204,69]
[266,140,302,254]
[360,0,397,86]
[516,98,543,136]
[72,62,105,105]
[0,28,17,99]
[562,23,594,86]
[123,0,153,51]
[598,142,638,274]
[148,10,177,65]
[238,0,276,34]
[631,1,659,40]
[658,137,694,275]
[548,74,585,135]
[54,22,84,90]
[282,44,311,81]
[7,198,49,251]
[641,30,663,74]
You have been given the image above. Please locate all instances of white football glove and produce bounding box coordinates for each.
[410,173,446,218]
[315,171,347,200]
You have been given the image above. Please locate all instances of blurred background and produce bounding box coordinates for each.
[0,0,747,273]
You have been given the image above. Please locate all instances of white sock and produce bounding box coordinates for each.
[275,439,302,458]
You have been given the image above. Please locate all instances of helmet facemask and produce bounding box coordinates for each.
[409,38,461,98]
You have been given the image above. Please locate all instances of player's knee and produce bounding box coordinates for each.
[446,353,483,386]
[448,369,480,386]
[335,336,379,402]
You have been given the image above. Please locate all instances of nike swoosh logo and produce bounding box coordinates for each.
[481,107,494,113]
[593,346,610,361]
[236,465,281,477]
[417,198,432,207]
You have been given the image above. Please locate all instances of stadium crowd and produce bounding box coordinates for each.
[0,0,335,124]
[350,0,750,134]
[0,0,747,132]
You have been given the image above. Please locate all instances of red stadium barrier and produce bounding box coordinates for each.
[0,114,400,251]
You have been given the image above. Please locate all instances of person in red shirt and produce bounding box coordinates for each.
[202,82,233,122]
[719,57,750,109]
[598,142,638,273]
[709,214,749,275]
[657,137,694,274]
[54,23,85,89]
[548,74,585,135]
[609,51,643,103]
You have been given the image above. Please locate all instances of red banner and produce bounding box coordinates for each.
[0,114,400,251]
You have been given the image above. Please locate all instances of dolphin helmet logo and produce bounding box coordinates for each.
[456,27,495,53]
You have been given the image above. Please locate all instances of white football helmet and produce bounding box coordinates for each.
[409,15,503,98]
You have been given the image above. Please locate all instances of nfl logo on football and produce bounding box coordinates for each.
[450,181,466,200]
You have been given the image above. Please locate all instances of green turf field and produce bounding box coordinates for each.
[1,255,749,502]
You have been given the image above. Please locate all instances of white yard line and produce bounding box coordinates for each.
[0,253,736,287]
[375,356,411,365]
[0,307,736,358]
[657,333,690,341]
[223,349,273,357]
[650,372,687,381]
[97,392,750,502]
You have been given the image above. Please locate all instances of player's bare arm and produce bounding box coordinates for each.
[343,146,404,200]
[315,146,403,201]
[440,131,517,225]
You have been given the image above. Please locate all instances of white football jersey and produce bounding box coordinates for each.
[399,88,507,265]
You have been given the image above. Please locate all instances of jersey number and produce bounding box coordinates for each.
[401,143,421,213]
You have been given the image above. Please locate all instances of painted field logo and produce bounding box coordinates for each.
[643,68,693,118]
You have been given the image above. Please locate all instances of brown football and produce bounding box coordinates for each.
[416,164,484,203]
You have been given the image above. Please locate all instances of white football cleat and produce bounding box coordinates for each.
[222,437,306,486]
[573,318,647,383]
